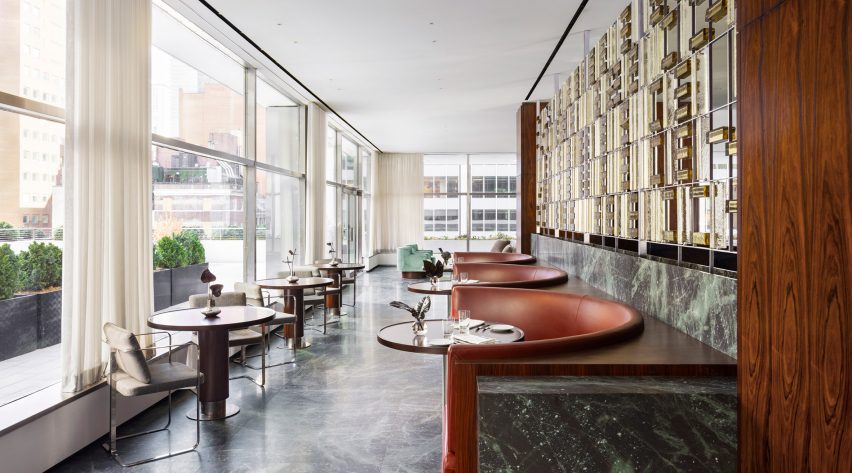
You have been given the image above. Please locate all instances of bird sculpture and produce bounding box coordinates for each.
[438,247,452,264]
[389,297,431,334]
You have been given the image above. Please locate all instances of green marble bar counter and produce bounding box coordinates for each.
[478,376,737,472]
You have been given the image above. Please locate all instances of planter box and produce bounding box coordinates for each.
[37,289,62,348]
[170,263,209,306]
[0,295,39,362]
[153,269,172,312]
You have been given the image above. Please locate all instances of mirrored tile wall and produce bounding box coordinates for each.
[536,0,737,273]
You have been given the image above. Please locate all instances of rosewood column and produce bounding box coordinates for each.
[738,0,851,470]
[516,102,540,255]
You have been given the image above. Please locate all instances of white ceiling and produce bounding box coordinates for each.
[206,0,626,153]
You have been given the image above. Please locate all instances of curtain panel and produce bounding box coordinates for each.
[305,103,327,264]
[62,0,153,392]
[373,153,423,252]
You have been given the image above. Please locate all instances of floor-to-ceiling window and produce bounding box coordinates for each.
[255,76,304,278]
[421,154,517,253]
[152,2,306,289]
[0,0,67,407]
[324,125,374,263]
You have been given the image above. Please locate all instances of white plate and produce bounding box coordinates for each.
[469,319,485,328]
[429,339,453,346]
[489,324,514,333]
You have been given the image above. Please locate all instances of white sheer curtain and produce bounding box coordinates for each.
[305,103,327,264]
[62,0,153,392]
[373,153,424,252]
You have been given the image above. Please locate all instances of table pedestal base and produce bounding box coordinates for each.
[187,400,240,421]
[288,337,312,349]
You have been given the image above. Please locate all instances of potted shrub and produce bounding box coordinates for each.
[153,233,209,307]
[0,253,33,361]
[17,242,63,349]
[0,243,38,361]
[152,242,172,312]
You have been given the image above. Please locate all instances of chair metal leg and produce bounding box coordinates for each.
[241,324,296,368]
[103,353,201,467]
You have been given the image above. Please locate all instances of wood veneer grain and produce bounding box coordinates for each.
[516,102,538,255]
[738,0,851,471]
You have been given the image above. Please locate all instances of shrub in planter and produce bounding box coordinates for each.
[18,242,62,291]
[0,243,20,299]
[154,235,189,269]
[176,230,206,265]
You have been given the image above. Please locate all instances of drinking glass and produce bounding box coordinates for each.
[442,318,454,337]
[459,272,469,284]
[457,309,471,334]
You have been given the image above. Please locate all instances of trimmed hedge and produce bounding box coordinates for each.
[0,244,20,299]
[154,235,189,269]
[18,242,62,291]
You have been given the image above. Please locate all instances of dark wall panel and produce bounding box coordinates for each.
[738,0,851,471]
[516,102,538,254]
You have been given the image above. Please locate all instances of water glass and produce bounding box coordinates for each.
[442,319,454,337]
[457,309,471,334]
[459,272,469,284]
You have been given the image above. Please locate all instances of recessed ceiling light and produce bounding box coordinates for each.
[432,40,437,43]
[429,21,434,25]
[293,40,299,44]
[276,23,282,26]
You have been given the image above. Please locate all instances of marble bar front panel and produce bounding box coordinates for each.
[532,234,737,357]
[478,376,737,473]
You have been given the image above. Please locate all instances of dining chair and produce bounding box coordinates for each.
[287,266,339,334]
[234,282,297,368]
[101,323,201,467]
[313,258,358,307]
[187,292,267,387]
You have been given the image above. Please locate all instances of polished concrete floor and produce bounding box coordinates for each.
[51,267,444,473]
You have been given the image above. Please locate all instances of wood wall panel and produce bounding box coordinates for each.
[516,102,538,255]
[738,0,851,471]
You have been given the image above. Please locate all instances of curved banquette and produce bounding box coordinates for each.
[452,262,568,288]
[443,286,643,473]
[452,251,536,266]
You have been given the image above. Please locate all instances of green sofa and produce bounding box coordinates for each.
[397,244,434,279]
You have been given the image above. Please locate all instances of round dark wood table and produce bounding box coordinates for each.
[255,277,333,348]
[377,319,525,355]
[315,263,365,316]
[377,318,524,406]
[148,306,274,420]
[407,280,456,318]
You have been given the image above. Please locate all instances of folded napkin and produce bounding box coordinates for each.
[453,333,497,345]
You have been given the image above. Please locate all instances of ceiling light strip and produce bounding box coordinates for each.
[195,0,383,153]
[524,0,590,101]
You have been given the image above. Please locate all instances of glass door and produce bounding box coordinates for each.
[340,188,359,262]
